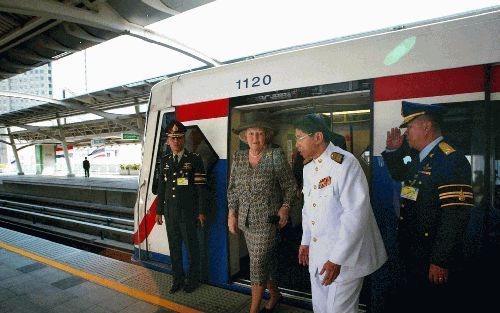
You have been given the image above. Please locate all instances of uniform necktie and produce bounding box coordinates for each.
[174,154,178,164]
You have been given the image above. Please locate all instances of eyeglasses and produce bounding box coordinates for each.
[295,133,312,141]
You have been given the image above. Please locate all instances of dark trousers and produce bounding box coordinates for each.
[84,168,89,177]
[165,218,200,285]
[386,260,468,313]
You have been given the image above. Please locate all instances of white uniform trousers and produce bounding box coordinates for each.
[310,271,363,313]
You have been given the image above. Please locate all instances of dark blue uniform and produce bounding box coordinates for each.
[156,149,207,287]
[382,139,473,312]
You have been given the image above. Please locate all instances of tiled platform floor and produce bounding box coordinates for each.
[0,227,312,313]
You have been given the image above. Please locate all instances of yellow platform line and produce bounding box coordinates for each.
[0,241,204,313]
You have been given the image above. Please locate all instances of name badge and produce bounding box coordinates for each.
[401,185,419,201]
[177,177,188,186]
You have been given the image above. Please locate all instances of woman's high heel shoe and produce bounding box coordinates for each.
[259,294,283,313]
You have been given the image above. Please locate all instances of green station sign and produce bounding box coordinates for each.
[122,133,140,140]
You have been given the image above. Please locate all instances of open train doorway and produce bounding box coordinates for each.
[227,83,372,301]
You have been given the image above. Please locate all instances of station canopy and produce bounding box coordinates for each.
[0,0,499,146]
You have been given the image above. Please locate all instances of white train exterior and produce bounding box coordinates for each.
[133,7,500,303]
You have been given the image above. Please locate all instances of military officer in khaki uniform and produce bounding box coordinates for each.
[383,101,473,313]
[295,114,387,313]
[156,120,207,294]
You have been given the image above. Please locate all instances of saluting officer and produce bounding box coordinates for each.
[383,101,473,313]
[155,120,207,294]
[295,114,387,313]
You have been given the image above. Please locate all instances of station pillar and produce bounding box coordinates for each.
[7,128,24,175]
[56,117,74,177]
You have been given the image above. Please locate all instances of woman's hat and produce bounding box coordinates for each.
[232,112,276,140]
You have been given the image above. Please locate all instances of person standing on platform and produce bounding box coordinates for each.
[82,157,90,177]
[155,120,207,294]
[295,114,387,313]
[382,101,473,313]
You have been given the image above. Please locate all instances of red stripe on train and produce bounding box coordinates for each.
[134,99,229,244]
[374,66,484,102]
[491,65,500,93]
[176,99,229,121]
[133,196,158,245]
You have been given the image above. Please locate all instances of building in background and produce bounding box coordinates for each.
[0,64,52,109]
[0,64,53,166]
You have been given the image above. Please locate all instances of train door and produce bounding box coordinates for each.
[135,109,219,276]
[227,81,372,300]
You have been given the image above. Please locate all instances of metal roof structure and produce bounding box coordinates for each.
[0,75,162,145]
[0,0,217,149]
[0,0,217,81]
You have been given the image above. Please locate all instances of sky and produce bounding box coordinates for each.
[46,0,500,100]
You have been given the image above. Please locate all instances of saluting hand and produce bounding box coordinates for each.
[386,127,404,150]
[155,214,163,225]
[320,261,341,286]
[298,245,309,266]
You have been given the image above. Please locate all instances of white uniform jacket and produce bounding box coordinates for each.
[301,143,387,282]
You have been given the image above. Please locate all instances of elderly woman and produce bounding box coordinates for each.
[227,113,296,313]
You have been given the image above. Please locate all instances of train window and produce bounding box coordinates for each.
[152,112,219,195]
[151,112,174,195]
[184,127,219,173]
[440,102,487,207]
[490,102,500,229]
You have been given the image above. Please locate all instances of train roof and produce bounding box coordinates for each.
[150,8,500,108]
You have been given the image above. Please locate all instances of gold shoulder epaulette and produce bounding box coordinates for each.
[303,157,312,165]
[330,152,344,164]
[439,142,455,155]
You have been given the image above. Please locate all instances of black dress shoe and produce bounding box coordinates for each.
[169,281,184,294]
[184,282,199,293]
[259,294,282,313]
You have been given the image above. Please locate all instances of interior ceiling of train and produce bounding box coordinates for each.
[0,0,213,143]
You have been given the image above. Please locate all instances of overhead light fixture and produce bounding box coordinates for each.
[322,109,370,116]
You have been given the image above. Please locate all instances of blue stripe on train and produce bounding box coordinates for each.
[370,156,400,312]
[207,159,229,284]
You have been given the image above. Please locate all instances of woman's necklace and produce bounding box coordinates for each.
[249,149,264,158]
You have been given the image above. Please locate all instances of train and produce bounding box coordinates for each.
[133,7,500,309]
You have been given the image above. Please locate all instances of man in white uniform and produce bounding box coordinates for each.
[295,114,387,313]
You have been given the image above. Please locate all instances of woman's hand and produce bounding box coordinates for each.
[278,206,289,228]
[228,214,238,234]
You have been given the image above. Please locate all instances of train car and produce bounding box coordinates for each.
[133,7,500,308]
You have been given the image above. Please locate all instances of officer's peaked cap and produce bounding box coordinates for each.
[399,101,446,128]
[166,120,186,137]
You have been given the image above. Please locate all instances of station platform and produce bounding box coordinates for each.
[0,175,138,208]
[0,227,313,313]
[0,174,139,191]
